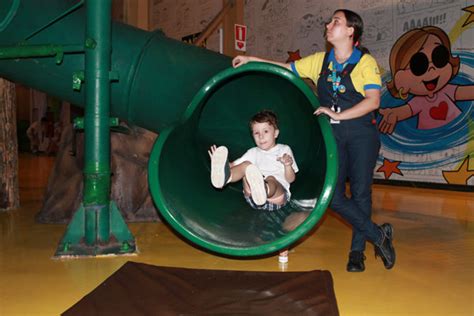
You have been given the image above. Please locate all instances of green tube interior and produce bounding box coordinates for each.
[149,63,338,256]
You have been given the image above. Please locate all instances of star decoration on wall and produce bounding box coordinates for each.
[462,5,474,27]
[286,49,302,63]
[442,156,473,185]
[377,158,403,179]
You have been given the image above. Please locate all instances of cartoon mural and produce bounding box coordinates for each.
[375,8,473,186]
[379,26,472,133]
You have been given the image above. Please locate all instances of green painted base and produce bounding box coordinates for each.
[54,201,136,257]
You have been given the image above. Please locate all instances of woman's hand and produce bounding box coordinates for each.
[232,55,252,68]
[232,55,292,70]
[314,106,341,121]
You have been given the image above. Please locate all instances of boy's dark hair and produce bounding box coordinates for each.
[249,110,279,129]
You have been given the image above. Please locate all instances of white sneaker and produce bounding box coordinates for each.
[211,146,230,189]
[245,164,267,206]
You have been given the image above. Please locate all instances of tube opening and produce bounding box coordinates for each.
[149,65,337,256]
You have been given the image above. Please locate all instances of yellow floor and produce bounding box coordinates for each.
[1,154,473,315]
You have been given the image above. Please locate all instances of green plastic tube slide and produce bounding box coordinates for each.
[148,63,338,256]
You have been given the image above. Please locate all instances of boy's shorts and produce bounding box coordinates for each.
[244,191,289,211]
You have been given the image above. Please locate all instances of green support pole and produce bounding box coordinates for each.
[55,0,135,257]
[83,0,112,244]
[0,1,135,257]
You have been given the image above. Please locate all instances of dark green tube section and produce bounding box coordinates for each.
[0,0,230,131]
[0,0,337,257]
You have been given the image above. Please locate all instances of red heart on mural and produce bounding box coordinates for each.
[237,42,244,49]
[429,101,448,120]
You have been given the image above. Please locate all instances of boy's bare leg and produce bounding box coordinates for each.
[242,173,286,200]
[265,176,286,199]
[229,161,251,183]
[210,146,252,188]
[283,212,310,231]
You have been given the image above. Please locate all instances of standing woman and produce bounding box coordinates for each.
[232,9,395,272]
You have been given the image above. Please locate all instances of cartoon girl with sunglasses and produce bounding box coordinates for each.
[378,26,474,134]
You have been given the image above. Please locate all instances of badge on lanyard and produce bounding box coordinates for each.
[330,67,343,124]
[331,70,341,92]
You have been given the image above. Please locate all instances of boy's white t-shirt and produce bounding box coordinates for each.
[232,144,299,196]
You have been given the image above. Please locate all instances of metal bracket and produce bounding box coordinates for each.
[72,71,85,90]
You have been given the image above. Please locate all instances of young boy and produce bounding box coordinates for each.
[208,110,298,210]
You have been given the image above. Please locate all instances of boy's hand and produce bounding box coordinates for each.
[208,145,218,159]
[277,153,293,166]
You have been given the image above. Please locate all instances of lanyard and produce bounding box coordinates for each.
[330,63,347,106]
[329,61,377,125]
[331,69,341,94]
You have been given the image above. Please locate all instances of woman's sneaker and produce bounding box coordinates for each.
[245,164,267,206]
[210,146,230,189]
[374,223,396,269]
[347,251,366,272]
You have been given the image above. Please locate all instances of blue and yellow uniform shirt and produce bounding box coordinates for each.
[290,48,381,129]
[290,48,382,97]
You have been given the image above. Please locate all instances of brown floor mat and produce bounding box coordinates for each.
[63,261,339,316]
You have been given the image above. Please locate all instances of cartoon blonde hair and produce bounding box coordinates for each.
[386,26,460,98]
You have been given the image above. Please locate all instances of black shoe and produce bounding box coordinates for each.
[374,223,396,269]
[347,251,366,272]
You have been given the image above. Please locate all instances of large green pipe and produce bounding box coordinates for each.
[83,0,112,244]
[0,0,337,256]
[0,0,231,131]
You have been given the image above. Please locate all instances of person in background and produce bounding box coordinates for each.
[26,117,49,154]
[46,121,63,155]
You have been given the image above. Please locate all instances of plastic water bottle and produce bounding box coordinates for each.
[278,249,289,263]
